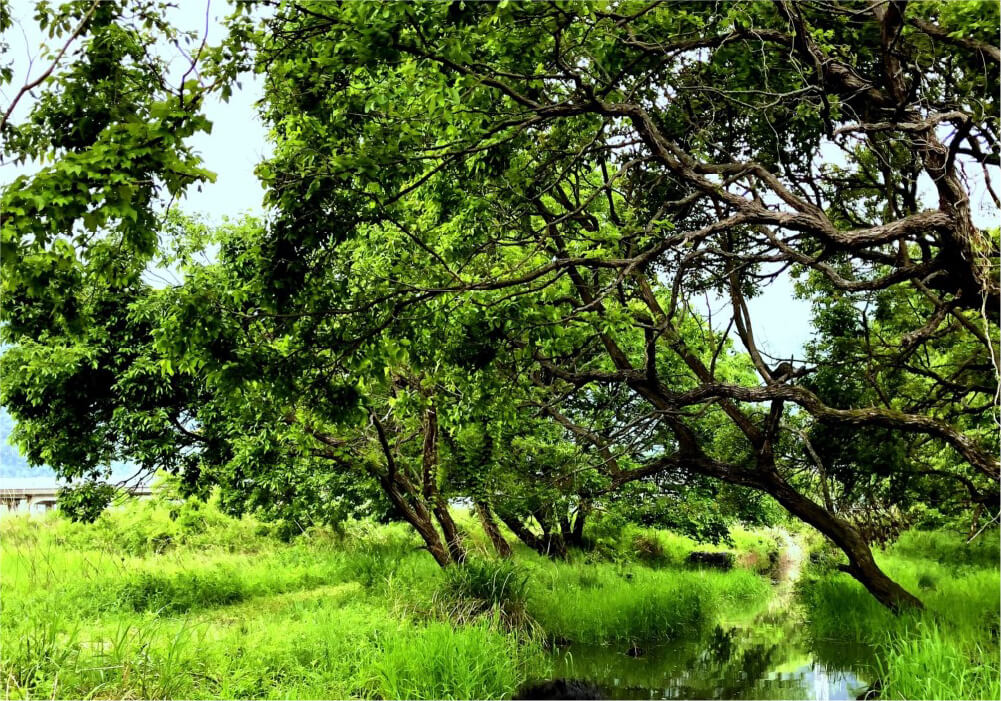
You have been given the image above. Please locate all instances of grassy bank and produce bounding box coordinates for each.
[4,497,996,700]
[798,528,1000,700]
[1,499,773,699]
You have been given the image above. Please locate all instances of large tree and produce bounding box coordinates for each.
[2,0,998,610]
[243,0,998,609]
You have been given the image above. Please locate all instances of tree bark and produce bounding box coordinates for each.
[568,504,588,547]
[475,500,512,557]
[433,499,467,564]
[378,475,452,568]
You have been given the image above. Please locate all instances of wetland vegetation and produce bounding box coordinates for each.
[2,1,999,699]
[2,497,997,699]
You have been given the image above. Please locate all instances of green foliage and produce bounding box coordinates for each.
[56,482,117,522]
[2,0,997,625]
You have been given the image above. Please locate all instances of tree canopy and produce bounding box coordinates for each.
[2,0,998,611]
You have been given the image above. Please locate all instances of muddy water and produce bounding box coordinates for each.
[541,535,877,700]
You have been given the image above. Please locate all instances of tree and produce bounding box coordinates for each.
[2,0,998,610]
[241,0,998,608]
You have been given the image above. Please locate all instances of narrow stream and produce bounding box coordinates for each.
[536,535,878,700]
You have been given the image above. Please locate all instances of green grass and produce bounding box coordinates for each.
[1,500,774,699]
[6,498,993,700]
[524,560,770,643]
[0,507,546,700]
[798,529,1000,700]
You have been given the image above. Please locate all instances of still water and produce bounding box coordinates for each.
[545,616,876,700]
[537,542,877,701]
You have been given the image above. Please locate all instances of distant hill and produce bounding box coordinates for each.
[0,408,55,479]
[1,407,136,481]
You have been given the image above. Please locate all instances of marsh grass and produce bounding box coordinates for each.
[7,499,992,700]
[524,560,770,643]
[0,507,548,700]
[799,529,1000,700]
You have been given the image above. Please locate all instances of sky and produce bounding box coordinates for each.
[2,0,271,219]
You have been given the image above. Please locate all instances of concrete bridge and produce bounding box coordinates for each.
[0,479,152,514]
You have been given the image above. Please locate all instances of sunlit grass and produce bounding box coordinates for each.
[524,560,770,643]
[4,499,995,700]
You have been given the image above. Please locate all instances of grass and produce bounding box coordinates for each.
[0,499,775,699]
[798,528,1000,701]
[3,497,996,699]
[524,559,770,643]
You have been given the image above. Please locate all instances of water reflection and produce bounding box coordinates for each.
[544,617,875,700]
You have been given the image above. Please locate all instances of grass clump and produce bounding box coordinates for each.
[115,570,246,614]
[876,621,1000,701]
[411,557,536,633]
[371,621,548,700]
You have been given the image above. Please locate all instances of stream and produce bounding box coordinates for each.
[537,534,878,700]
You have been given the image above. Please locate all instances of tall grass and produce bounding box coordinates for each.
[0,505,549,700]
[525,560,770,643]
[1,498,853,699]
[371,621,549,700]
[876,621,1000,701]
[798,528,1000,700]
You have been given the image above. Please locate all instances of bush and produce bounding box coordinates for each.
[426,557,535,631]
[632,533,668,566]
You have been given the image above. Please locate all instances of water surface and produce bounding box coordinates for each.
[540,537,877,700]
[546,617,875,700]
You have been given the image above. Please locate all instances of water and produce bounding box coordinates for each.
[544,617,875,700]
[536,537,878,700]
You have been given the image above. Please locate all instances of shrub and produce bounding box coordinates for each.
[429,557,534,631]
[632,533,668,566]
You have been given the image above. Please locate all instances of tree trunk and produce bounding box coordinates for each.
[534,509,568,558]
[497,511,542,550]
[766,474,923,611]
[379,475,452,568]
[433,500,467,564]
[420,403,465,564]
[542,532,568,558]
[569,504,588,547]
[475,500,512,557]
